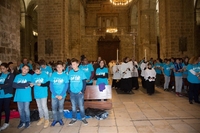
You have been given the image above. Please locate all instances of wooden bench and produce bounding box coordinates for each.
[10,85,112,110]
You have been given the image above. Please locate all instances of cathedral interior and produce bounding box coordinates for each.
[0,0,200,63]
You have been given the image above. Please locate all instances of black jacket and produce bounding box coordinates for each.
[0,73,14,94]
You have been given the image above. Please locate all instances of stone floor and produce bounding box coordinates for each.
[1,87,200,133]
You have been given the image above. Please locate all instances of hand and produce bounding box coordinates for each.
[103,74,105,76]
[37,83,41,86]
[29,83,34,87]
[79,92,82,94]
[86,80,90,83]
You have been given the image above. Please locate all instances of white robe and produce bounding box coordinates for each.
[131,61,139,77]
[140,62,147,77]
[144,68,156,82]
[120,62,133,79]
[112,65,121,80]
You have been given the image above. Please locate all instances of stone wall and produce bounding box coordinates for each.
[159,0,195,58]
[0,0,20,62]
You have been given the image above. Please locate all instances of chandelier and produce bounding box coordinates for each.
[106,28,118,33]
[110,0,132,5]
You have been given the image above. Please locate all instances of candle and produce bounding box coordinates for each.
[144,49,146,61]
[117,49,119,62]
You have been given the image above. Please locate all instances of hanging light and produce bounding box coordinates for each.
[110,0,132,6]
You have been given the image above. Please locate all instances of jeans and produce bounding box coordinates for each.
[36,98,49,120]
[0,98,11,123]
[51,97,65,121]
[164,75,170,89]
[175,76,183,93]
[17,102,30,123]
[70,92,85,120]
[188,82,200,102]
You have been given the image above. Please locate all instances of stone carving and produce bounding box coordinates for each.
[45,38,53,55]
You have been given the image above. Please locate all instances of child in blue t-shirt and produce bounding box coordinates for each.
[13,64,32,129]
[68,58,88,125]
[79,57,94,85]
[173,58,184,96]
[49,61,69,126]
[163,59,171,91]
[154,58,163,87]
[0,63,14,131]
[96,60,109,85]
[39,59,53,77]
[30,63,50,128]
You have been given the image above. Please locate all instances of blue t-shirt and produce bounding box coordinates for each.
[68,69,86,93]
[65,66,73,75]
[19,63,33,70]
[182,63,188,76]
[41,65,52,77]
[163,64,171,76]
[96,67,109,85]
[32,72,49,99]
[79,64,94,84]
[154,63,163,74]
[14,73,32,102]
[187,64,200,84]
[0,73,13,98]
[50,72,69,98]
[173,63,183,77]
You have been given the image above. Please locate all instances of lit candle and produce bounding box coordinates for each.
[144,49,147,61]
[117,49,119,62]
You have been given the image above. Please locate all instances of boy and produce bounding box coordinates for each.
[13,65,32,129]
[30,63,50,128]
[68,58,88,125]
[49,61,69,126]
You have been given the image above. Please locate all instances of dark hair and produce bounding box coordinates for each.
[8,62,13,66]
[71,58,79,63]
[32,63,40,70]
[123,57,128,63]
[0,63,9,68]
[56,61,64,66]
[99,60,107,68]
[22,64,30,69]
[39,59,46,65]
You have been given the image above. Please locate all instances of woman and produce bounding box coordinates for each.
[187,56,200,104]
[96,60,108,86]
[0,63,14,131]
[120,57,133,93]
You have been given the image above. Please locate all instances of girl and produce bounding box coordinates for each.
[187,56,200,104]
[173,58,184,96]
[0,63,14,131]
[30,63,50,128]
[49,61,69,126]
[163,59,171,91]
[13,65,32,129]
[144,63,156,95]
[96,60,109,86]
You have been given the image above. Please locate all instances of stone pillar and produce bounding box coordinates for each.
[159,0,195,58]
[0,0,20,62]
[137,0,157,60]
[38,0,65,62]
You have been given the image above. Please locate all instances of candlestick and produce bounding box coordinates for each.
[117,49,119,62]
[144,49,147,61]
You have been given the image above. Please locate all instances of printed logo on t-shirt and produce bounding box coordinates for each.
[82,67,89,72]
[17,79,28,83]
[97,72,105,75]
[53,78,64,84]
[35,78,44,84]
[70,75,81,82]
[0,78,5,84]
[193,67,200,72]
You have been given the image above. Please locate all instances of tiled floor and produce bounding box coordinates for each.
[1,87,200,133]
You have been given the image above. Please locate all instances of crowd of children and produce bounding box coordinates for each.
[0,55,200,131]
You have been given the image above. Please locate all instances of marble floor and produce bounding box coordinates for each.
[1,87,200,133]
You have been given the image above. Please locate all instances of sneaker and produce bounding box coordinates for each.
[69,119,77,125]
[50,120,58,127]
[17,121,25,129]
[58,119,64,126]
[44,120,49,128]
[0,123,9,130]
[25,122,30,128]
[37,118,44,126]
[179,94,183,97]
[82,119,88,125]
